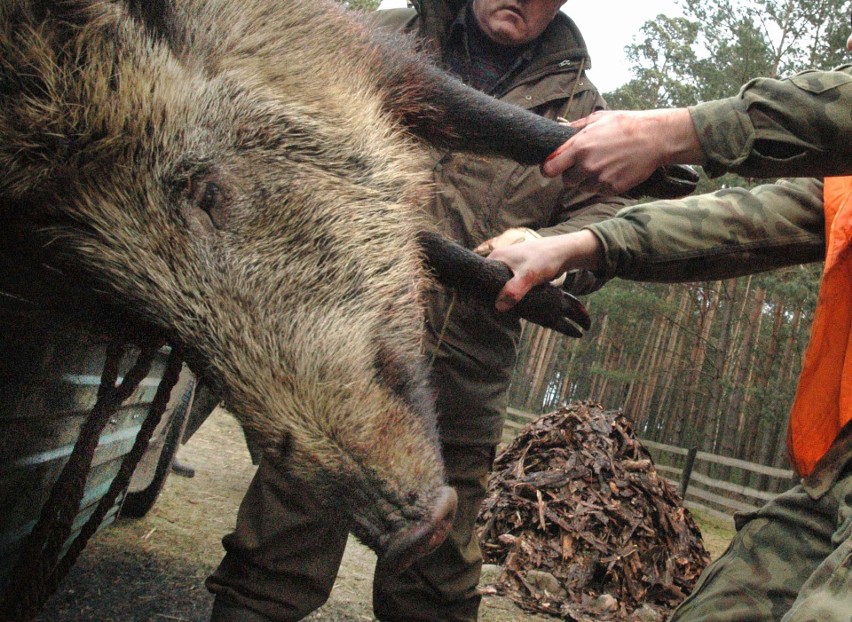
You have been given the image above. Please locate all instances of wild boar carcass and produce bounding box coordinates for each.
[0,0,687,574]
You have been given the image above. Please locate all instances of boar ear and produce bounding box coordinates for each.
[0,0,122,200]
[0,5,76,200]
[28,0,177,44]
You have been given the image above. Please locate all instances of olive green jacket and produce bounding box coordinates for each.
[372,2,631,249]
[586,65,852,490]
[372,1,630,444]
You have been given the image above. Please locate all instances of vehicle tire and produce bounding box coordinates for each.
[119,378,195,518]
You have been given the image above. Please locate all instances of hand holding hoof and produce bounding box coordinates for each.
[419,231,591,338]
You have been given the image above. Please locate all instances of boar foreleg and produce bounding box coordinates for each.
[369,33,698,200]
[417,231,591,338]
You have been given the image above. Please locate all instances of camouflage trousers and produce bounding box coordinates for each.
[671,463,852,621]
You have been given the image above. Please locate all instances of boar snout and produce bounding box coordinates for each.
[375,485,457,577]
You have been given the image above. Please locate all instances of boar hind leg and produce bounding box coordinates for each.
[418,231,591,338]
[369,31,698,199]
[369,41,576,165]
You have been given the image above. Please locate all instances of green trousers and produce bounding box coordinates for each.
[671,465,851,621]
[206,443,494,622]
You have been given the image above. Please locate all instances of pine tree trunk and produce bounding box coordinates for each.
[720,280,764,479]
[704,279,739,463]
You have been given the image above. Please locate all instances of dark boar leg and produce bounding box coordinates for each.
[373,55,576,163]
[418,231,591,338]
[371,34,698,199]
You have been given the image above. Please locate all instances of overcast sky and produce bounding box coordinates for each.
[376,1,685,92]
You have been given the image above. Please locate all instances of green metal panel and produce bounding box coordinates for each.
[0,297,174,593]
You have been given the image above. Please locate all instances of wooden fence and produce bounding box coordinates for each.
[502,408,796,525]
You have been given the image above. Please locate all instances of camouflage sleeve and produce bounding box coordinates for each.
[691,65,852,179]
[586,177,826,282]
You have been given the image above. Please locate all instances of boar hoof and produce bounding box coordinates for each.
[376,485,457,577]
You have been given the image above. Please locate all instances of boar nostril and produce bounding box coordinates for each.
[425,486,456,550]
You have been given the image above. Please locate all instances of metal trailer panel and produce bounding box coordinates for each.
[0,297,179,593]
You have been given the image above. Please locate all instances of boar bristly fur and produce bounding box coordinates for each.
[0,0,588,569]
[1,0,452,561]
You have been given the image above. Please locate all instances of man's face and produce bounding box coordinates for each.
[471,0,568,47]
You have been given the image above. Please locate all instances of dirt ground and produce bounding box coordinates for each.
[35,408,731,622]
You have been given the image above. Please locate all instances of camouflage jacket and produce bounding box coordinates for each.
[586,65,852,493]
[370,1,631,445]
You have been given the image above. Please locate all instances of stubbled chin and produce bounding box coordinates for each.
[489,17,527,44]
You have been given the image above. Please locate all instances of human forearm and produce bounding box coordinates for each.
[542,67,852,191]
[541,108,705,194]
[588,177,827,282]
[535,193,634,236]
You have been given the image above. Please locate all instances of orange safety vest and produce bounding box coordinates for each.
[786,176,852,476]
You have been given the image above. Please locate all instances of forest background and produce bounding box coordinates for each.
[342,0,851,478]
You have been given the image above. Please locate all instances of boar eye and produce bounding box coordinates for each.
[187,176,230,230]
[198,181,223,214]
[170,169,231,237]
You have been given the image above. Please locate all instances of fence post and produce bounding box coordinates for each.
[680,447,698,497]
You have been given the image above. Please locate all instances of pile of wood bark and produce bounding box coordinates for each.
[477,402,711,621]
